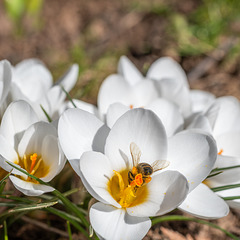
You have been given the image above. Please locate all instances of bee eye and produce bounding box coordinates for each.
[144,167,152,175]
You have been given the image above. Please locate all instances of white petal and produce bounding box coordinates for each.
[216,187,240,209]
[147,57,188,86]
[147,98,184,137]
[97,74,129,119]
[216,132,240,157]
[90,202,151,240]
[105,108,167,171]
[127,170,188,217]
[0,60,12,105]
[210,155,240,186]
[13,59,53,102]
[186,113,212,133]
[179,183,229,219]
[7,82,29,102]
[126,80,158,107]
[40,135,66,182]
[190,90,215,113]
[106,103,129,128]
[155,78,191,117]
[54,64,79,92]
[18,122,57,158]
[0,100,38,148]
[40,85,65,119]
[167,130,217,192]
[14,58,44,73]
[58,108,109,161]
[0,154,18,173]
[9,175,55,196]
[118,56,143,86]
[212,96,240,136]
[80,151,120,207]
[0,135,18,164]
[69,99,99,117]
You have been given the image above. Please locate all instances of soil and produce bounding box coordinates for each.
[0,0,240,239]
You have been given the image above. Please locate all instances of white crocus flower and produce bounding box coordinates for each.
[98,56,192,122]
[98,56,185,135]
[180,96,240,217]
[58,107,217,240]
[5,59,79,121]
[0,100,65,196]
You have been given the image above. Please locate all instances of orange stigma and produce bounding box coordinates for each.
[218,149,223,155]
[129,104,134,109]
[30,153,38,173]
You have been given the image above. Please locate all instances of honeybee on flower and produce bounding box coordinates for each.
[128,142,169,189]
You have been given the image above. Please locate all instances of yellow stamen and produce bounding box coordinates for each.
[129,104,134,109]
[113,170,125,192]
[23,154,28,170]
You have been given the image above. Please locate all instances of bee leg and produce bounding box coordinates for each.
[144,176,152,183]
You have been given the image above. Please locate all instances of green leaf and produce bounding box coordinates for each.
[211,165,240,173]
[152,215,239,240]
[40,105,52,122]
[0,181,6,195]
[222,196,240,201]
[206,171,223,179]
[211,183,240,192]
[9,201,58,213]
[67,221,72,240]
[0,195,34,204]
[46,207,89,239]
[61,85,77,108]
[52,189,89,227]
[45,207,82,224]
[4,220,8,240]
[0,201,58,218]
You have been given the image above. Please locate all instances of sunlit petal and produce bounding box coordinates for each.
[90,202,151,240]
[179,183,229,219]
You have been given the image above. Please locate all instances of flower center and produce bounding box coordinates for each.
[202,178,212,188]
[108,169,148,208]
[16,153,49,183]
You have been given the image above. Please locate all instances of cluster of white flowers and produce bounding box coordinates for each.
[0,56,239,240]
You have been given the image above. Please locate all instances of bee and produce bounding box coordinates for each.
[128,142,169,188]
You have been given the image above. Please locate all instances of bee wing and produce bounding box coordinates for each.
[130,142,141,166]
[151,160,170,172]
